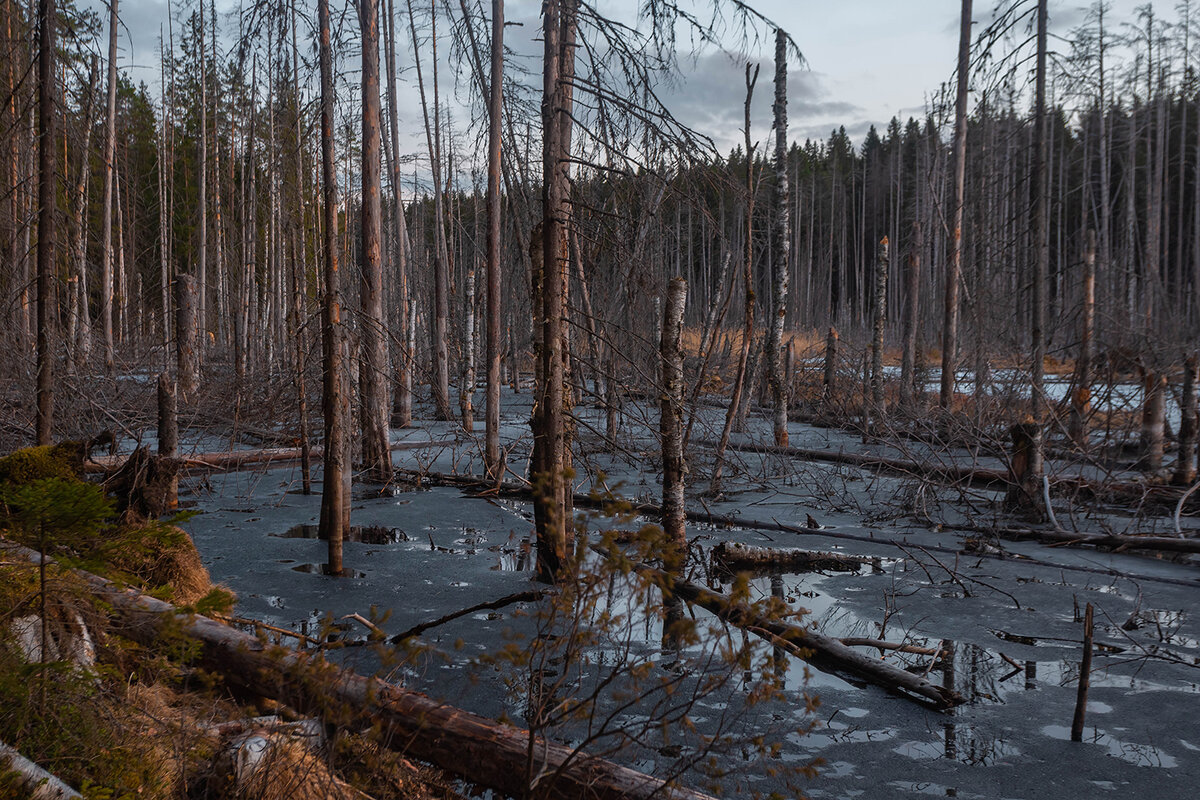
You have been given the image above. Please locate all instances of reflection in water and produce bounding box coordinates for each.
[1042,724,1179,768]
[274,523,410,544]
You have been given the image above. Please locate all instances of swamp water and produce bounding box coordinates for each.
[179,410,1200,797]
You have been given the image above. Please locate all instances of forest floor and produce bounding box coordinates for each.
[177,385,1200,799]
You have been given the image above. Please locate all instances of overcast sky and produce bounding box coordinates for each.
[100,0,1158,160]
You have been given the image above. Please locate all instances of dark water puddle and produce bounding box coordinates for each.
[274,523,410,544]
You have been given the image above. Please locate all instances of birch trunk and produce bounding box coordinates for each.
[660,277,687,556]
[767,28,790,447]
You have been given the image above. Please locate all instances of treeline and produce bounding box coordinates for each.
[4,0,1200,428]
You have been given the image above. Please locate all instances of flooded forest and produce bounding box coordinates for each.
[2,0,1200,797]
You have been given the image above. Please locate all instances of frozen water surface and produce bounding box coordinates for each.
[180,391,1200,797]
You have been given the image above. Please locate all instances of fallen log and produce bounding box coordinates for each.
[712,541,879,574]
[595,546,963,710]
[963,523,1200,555]
[0,739,82,799]
[386,467,1200,585]
[696,436,1200,515]
[0,538,715,800]
[692,437,1011,489]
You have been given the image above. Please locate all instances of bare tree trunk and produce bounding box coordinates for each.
[68,58,97,373]
[405,0,453,420]
[383,0,412,427]
[1140,370,1165,474]
[176,275,199,399]
[198,0,208,352]
[767,28,790,447]
[900,222,922,410]
[1175,355,1198,485]
[660,277,687,555]
[870,236,889,413]
[34,0,54,445]
[940,0,971,411]
[484,0,504,479]
[1029,0,1049,492]
[98,0,118,374]
[709,64,759,496]
[1069,229,1096,447]
[157,372,178,510]
[318,0,349,575]
[290,233,312,495]
[823,325,838,405]
[461,267,476,429]
[532,0,577,583]
[359,0,393,484]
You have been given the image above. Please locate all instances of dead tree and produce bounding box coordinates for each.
[384,0,412,427]
[660,277,687,557]
[870,236,889,413]
[708,63,759,495]
[1069,229,1096,447]
[767,28,790,447]
[198,0,208,352]
[1028,0,1049,497]
[358,0,393,484]
[176,276,199,399]
[823,326,838,406]
[940,0,972,411]
[531,0,578,583]
[318,0,349,575]
[484,0,504,480]
[99,0,117,374]
[1175,354,1198,485]
[157,373,178,510]
[900,222,922,410]
[34,0,55,445]
[1140,369,1165,473]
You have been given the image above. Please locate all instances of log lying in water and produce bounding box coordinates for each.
[0,739,81,799]
[597,546,964,710]
[712,541,880,573]
[0,539,715,800]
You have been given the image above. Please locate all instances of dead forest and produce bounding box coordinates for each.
[2,0,1200,797]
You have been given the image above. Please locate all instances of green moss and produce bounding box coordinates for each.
[0,444,84,487]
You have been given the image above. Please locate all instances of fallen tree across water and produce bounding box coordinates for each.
[593,545,965,710]
[711,541,881,573]
[0,538,717,800]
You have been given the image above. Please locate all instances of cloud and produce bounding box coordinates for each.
[662,50,861,155]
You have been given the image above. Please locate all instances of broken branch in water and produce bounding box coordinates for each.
[391,589,547,644]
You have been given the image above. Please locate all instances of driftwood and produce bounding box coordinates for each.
[0,739,82,799]
[712,541,878,573]
[597,547,963,710]
[0,538,715,800]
